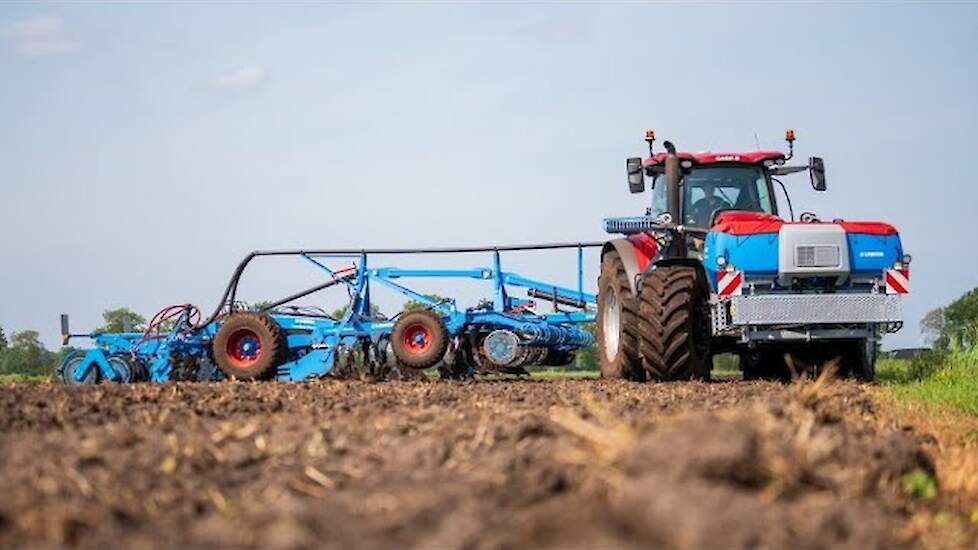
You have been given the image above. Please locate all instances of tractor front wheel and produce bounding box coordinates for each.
[637,265,712,381]
[596,251,644,381]
[841,339,877,382]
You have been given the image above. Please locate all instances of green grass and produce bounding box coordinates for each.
[0,373,54,383]
[877,348,978,416]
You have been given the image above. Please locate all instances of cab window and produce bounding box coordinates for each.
[682,166,772,227]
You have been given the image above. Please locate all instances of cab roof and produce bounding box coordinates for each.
[642,150,785,168]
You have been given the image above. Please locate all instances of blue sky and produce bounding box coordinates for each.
[1,2,976,349]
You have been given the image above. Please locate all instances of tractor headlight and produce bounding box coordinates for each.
[717,256,727,268]
[902,254,912,265]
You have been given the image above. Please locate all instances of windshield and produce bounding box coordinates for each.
[650,165,773,227]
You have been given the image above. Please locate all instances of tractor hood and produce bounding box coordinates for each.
[703,211,904,290]
[711,211,898,237]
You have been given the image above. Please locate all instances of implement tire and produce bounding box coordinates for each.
[596,251,645,381]
[213,312,286,380]
[391,310,449,369]
[638,265,712,381]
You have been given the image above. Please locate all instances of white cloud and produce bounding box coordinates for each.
[2,14,80,58]
[212,65,267,92]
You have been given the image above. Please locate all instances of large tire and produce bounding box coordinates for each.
[595,251,644,380]
[841,339,877,382]
[213,312,286,380]
[391,310,449,369]
[741,348,790,381]
[637,265,712,381]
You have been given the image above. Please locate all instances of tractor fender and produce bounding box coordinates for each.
[601,238,645,295]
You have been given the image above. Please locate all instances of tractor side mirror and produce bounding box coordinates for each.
[627,157,645,193]
[809,157,826,191]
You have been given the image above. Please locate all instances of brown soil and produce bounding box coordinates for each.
[0,378,947,549]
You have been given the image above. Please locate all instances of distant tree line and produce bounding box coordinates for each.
[921,287,978,351]
[0,328,63,377]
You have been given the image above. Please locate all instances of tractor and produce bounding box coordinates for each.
[597,130,909,381]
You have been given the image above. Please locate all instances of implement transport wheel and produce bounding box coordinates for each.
[596,251,644,380]
[212,312,286,380]
[391,310,449,369]
[637,265,712,381]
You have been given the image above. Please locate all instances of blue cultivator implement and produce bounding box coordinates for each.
[60,243,600,384]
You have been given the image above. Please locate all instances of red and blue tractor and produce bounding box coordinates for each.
[597,130,909,381]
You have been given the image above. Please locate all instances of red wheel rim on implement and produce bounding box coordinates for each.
[402,324,432,355]
[225,328,263,369]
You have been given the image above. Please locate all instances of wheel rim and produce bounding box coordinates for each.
[225,328,263,369]
[602,289,620,362]
[402,324,432,355]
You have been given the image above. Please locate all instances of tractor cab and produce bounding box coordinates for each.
[632,130,824,230]
[647,162,777,229]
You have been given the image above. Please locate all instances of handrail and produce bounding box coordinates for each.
[204,241,606,326]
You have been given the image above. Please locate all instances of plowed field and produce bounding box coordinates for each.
[0,378,964,549]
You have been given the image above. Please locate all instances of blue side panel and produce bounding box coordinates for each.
[704,231,780,290]
[848,233,902,273]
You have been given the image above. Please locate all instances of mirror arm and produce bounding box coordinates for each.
[769,165,809,176]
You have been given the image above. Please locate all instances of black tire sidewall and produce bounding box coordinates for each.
[596,252,642,380]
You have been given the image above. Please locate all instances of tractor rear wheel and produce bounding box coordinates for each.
[391,310,449,369]
[637,265,712,381]
[596,251,644,381]
[213,312,286,380]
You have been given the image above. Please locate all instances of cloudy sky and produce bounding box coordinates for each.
[1,2,976,350]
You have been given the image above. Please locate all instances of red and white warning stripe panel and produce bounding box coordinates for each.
[717,270,743,297]
[884,268,910,295]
